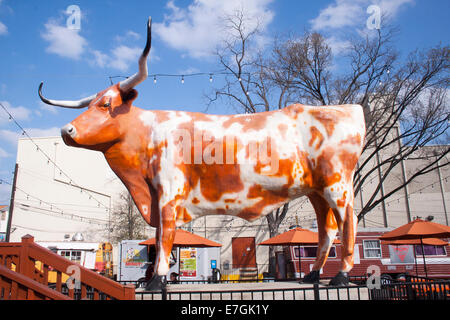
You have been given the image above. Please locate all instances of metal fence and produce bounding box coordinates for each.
[135,283,371,301]
[369,275,450,301]
[132,275,450,301]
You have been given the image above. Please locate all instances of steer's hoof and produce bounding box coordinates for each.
[302,270,320,284]
[145,274,167,291]
[329,271,349,286]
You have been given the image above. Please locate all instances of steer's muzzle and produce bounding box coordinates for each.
[61,124,77,145]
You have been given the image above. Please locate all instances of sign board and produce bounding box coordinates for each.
[180,248,197,277]
[83,251,96,269]
[389,245,415,264]
[118,240,148,281]
[210,259,217,269]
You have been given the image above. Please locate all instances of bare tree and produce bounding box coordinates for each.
[207,10,294,273]
[264,26,449,224]
[210,9,449,225]
[110,191,148,242]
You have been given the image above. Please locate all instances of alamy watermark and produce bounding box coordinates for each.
[66,265,81,290]
[366,265,382,289]
[66,5,81,30]
[366,5,381,30]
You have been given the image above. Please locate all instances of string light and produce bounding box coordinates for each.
[109,71,251,85]
[0,178,108,225]
[0,102,110,210]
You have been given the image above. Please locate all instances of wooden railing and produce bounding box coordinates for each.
[0,235,135,300]
[0,264,71,300]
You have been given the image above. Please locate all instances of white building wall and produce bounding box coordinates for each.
[10,137,129,242]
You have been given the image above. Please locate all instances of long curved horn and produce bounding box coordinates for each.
[38,82,96,109]
[119,17,152,92]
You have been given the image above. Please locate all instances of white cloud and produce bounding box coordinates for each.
[178,67,200,75]
[310,0,363,31]
[115,30,141,43]
[0,127,61,146]
[109,45,142,72]
[325,36,351,55]
[91,50,109,68]
[90,44,160,72]
[0,101,31,125]
[0,21,7,35]
[38,101,58,115]
[310,0,414,31]
[90,45,142,72]
[0,0,7,36]
[154,0,275,58]
[41,20,88,60]
[0,146,10,158]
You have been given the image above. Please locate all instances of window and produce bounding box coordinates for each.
[60,250,82,263]
[415,245,446,256]
[363,240,382,258]
[294,246,337,258]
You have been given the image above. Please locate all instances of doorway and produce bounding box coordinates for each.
[231,237,257,269]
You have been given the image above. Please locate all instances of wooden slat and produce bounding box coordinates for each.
[10,281,18,300]
[43,264,49,286]
[27,288,35,300]
[93,289,99,300]
[81,284,87,300]
[68,288,74,299]
[0,265,71,300]
[56,272,62,293]
[1,237,135,300]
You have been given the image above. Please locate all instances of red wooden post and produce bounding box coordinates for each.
[123,284,135,300]
[19,235,34,278]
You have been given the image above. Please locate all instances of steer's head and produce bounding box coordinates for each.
[38,18,152,152]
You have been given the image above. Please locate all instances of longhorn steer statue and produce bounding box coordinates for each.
[39,18,366,288]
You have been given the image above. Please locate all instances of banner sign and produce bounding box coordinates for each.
[180,248,197,277]
[389,245,415,264]
[124,247,147,267]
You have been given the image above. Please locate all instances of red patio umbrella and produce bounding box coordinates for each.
[258,227,340,279]
[381,238,448,246]
[379,218,450,277]
[139,229,222,248]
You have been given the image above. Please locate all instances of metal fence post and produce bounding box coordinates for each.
[162,286,167,300]
[313,283,320,300]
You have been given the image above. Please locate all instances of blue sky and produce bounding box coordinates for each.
[0,0,449,203]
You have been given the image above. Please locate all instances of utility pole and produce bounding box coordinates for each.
[374,138,388,227]
[436,159,448,226]
[396,126,412,223]
[5,163,18,242]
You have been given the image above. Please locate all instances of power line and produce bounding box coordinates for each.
[0,102,110,211]
[1,177,109,225]
[16,202,109,225]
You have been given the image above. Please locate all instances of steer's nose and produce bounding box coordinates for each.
[61,124,76,138]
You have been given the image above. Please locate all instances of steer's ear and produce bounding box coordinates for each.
[121,89,138,104]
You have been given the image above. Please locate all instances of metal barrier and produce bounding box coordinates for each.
[370,278,450,300]
[133,276,450,301]
[135,283,372,301]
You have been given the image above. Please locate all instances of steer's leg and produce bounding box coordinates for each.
[324,185,357,286]
[303,191,338,284]
[146,202,176,291]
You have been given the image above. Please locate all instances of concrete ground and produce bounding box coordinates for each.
[135,280,371,300]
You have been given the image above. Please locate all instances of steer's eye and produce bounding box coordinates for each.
[103,102,111,108]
